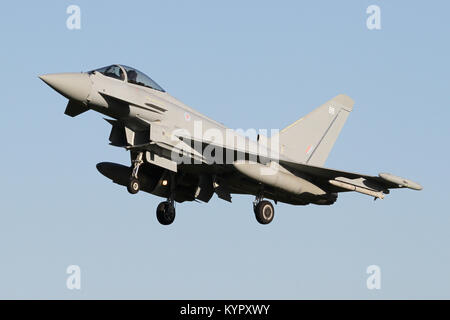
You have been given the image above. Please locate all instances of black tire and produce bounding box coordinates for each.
[255,200,274,224]
[156,201,176,225]
[127,178,140,194]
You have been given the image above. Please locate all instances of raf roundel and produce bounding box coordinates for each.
[305,144,314,155]
[184,112,191,122]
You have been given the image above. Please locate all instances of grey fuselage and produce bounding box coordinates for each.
[41,65,421,208]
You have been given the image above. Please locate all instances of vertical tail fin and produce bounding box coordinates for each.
[273,94,354,166]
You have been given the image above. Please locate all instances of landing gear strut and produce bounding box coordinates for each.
[253,194,275,224]
[127,152,143,194]
[156,174,176,225]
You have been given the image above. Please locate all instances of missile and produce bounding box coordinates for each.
[329,179,385,199]
[378,173,423,190]
[233,161,326,196]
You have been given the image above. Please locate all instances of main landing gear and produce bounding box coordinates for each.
[253,195,275,225]
[156,199,176,225]
[156,173,176,225]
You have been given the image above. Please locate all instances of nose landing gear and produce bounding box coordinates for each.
[127,178,140,194]
[127,152,143,194]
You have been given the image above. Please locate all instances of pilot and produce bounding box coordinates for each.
[127,70,138,83]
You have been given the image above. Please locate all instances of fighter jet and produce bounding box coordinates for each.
[39,64,422,225]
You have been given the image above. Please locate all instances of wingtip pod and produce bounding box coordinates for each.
[379,173,423,191]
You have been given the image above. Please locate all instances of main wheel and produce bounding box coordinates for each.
[156,201,176,225]
[255,200,274,224]
[127,178,140,194]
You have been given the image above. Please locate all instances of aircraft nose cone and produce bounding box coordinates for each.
[39,72,91,102]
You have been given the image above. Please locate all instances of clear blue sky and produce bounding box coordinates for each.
[0,0,449,299]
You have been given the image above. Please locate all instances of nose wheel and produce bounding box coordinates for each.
[127,178,140,194]
[127,152,143,194]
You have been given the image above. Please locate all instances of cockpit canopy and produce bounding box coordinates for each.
[91,64,165,92]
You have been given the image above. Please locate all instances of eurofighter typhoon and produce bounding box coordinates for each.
[39,64,422,225]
